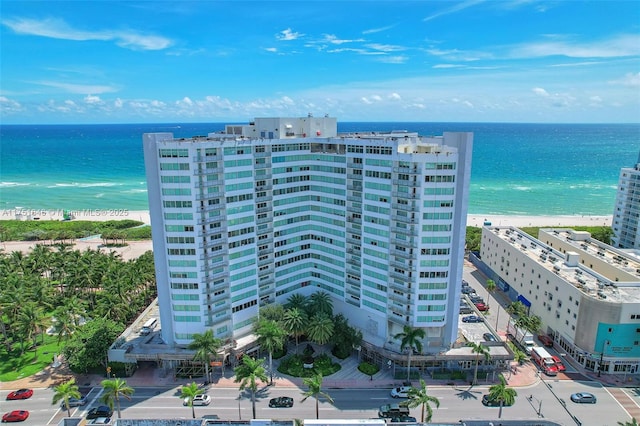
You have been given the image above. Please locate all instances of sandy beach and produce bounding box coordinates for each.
[0,209,613,229]
[0,209,612,259]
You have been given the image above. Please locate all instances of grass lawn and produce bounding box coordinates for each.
[0,334,63,382]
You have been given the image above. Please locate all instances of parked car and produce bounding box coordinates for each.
[551,355,566,372]
[390,416,417,423]
[459,303,474,314]
[483,332,498,342]
[461,286,476,294]
[482,394,513,407]
[462,315,484,323]
[469,295,484,303]
[88,418,111,424]
[6,389,33,400]
[183,394,211,406]
[1,411,29,423]
[390,386,411,398]
[268,396,294,408]
[61,396,87,408]
[571,392,596,404]
[538,334,554,347]
[474,302,489,311]
[378,404,410,418]
[86,406,113,420]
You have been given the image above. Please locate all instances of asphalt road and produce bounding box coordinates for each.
[2,379,637,425]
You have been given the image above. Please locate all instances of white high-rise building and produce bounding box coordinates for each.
[142,117,473,353]
[612,152,640,249]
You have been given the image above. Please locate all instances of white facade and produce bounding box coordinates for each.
[142,117,473,353]
[612,152,640,249]
[480,226,640,375]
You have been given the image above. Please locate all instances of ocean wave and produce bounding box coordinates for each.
[0,181,30,187]
[123,189,148,193]
[48,182,120,188]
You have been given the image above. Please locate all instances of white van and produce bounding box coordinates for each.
[139,318,157,335]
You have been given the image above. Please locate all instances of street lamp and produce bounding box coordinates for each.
[597,340,609,377]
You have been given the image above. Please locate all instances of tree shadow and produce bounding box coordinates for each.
[454,384,482,400]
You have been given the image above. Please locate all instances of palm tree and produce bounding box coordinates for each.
[307,312,334,350]
[283,307,308,353]
[100,377,135,419]
[488,375,517,418]
[618,418,639,426]
[301,373,334,419]
[285,293,308,311]
[234,355,268,419]
[180,381,203,419]
[188,330,223,383]
[506,301,527,317]
[403,378,440,422]
[52,378,82,417]
[308,291,333,316]
[255,318,287,385]
[467,342,491,385]
[486,279,496,301]
[393,325,425,382]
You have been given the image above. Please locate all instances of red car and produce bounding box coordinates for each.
[538,334,554,348]
[474,302,489,311]
[552,355,566,372]
[6,389,33,400]
[2,410,29,422]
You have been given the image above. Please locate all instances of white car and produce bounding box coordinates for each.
[184,394,211,406]
[390,386,411,398]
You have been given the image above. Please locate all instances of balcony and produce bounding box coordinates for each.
[392,214,415,224]
[193,167,220,175]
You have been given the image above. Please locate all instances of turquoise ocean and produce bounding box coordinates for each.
[1,122,638,216]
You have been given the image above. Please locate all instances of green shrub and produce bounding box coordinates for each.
[358,362,379,376]
[277,353,341,378]
[331,345,351,359]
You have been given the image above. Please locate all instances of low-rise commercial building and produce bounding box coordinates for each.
[478,226,640,377]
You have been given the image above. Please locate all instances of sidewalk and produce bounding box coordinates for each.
[1,349,541,392]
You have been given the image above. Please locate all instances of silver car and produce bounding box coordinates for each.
[61,396,87,408]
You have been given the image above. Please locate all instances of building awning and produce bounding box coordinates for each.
[517,295,532,307]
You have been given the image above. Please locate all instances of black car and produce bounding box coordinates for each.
[86,406,113,420]
[461,286,476,294]
[390,416,417,423]
[482,394,513,407]
[268,396,294,408]
[462,315,483,323]
[483,332,498,342]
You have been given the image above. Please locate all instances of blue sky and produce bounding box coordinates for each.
[1,1,639,124]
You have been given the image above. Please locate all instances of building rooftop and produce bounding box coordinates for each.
[487,226,640,304]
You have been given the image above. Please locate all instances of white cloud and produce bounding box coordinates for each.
[276,28,303,41]
[532,88,549,97]
[508,34,640,59]
[114,98,123,108]
[376,56,408,64]
[34,81,119,95]
[423,0,483,22]
[84,95,102,104]
[0,96,23,113]
[389,93,401,101]
[322,34,365,45]
[362,25,395,35]
[2,17,172,50]
[610,72,640,87]
[366,43,406,53]
[264,47,278,53]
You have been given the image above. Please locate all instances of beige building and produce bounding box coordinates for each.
[479,226,640,376]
